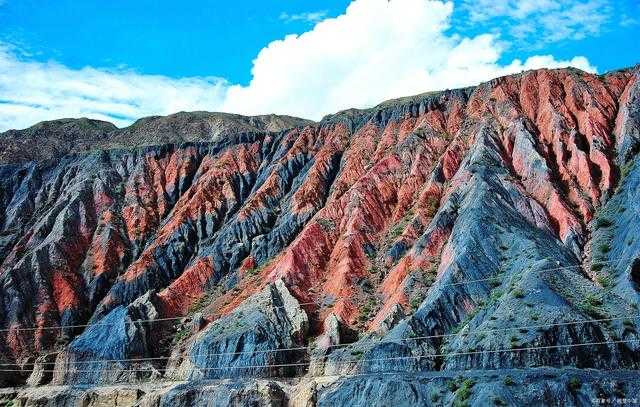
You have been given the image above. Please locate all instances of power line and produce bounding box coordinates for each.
[3,312,638,368]
[0,259,618,334]
[1,338,638,374]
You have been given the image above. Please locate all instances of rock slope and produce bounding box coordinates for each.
[0,65,639,405]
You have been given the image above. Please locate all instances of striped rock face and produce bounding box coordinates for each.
[1,66,640,405]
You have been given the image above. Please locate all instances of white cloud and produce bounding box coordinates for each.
[279,10,328,24]
[0,43,228,130]
[0,0,597,131]
[461,0,612,45]
[221,0,596,119]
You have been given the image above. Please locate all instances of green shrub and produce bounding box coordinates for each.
[493,396,507,406]
[598,242,611,253]
[512,288,525,299]
[447,379,459,392]
[585,293,603,307]
[454,379,476,407]
[410,297,422,311]
[596,217,613,228]
[568,376,581,392]
[596,274,612,288]
[504,376,515,386]
[430,391,440,402]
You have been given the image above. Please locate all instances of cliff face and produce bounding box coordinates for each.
[1,66,640,406]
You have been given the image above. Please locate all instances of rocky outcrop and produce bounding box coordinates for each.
[1,65,640,405]
[166,279,308,380]
[52,291,164,385]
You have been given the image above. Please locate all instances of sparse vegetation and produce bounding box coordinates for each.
[359,298,377,321]
[173,326,190,344]
[489,289,504,304]
[189,292,214,314]
[389,223,405,239]
[453,378,476,407]
[503,376,515,386]
[452,309,479,335]
[620,160,634,180]
[317,218,335,231]
[425,196,440,218]
[585,293,603,307]
[579,293,607,319]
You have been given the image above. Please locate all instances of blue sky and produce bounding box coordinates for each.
[0,0,638,130]
[0,0,352,84]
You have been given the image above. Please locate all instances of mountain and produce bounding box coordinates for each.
[0,65,639,406]
[0,112,313,164]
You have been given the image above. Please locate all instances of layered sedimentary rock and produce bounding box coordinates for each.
[1,65,640,405]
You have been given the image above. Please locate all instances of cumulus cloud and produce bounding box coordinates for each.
[0,0,597,131]
[222,0,596,119]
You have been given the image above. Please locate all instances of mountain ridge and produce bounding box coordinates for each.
[0,64,640,406]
